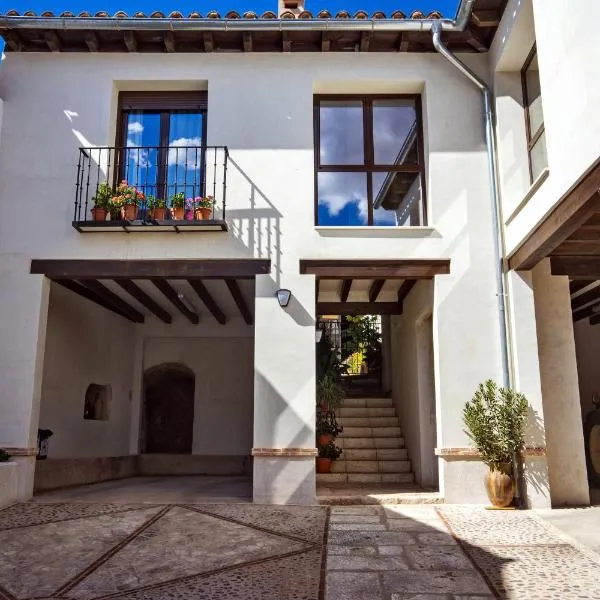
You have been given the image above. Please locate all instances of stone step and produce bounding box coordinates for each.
[316,472,414,485]
[338,407,396,418]
[331,460,412,474]
[343,448,408,461]
[340,398,393,408]
[339,437,405,449]
[341,426,402,438]
[339,416,400,428]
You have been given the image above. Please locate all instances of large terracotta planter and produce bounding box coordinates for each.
[316,457,332,474]
[484,468,515,508]
[123,204,138,221]
[171,207,185,220]
[194,207,212,220]
[317,434,334,447]
[151,207,167,220]
[91,207,107,221]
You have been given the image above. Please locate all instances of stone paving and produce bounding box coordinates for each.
[2,501,600,599]
[325,504,600,600]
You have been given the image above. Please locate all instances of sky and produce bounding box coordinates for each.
[4,1,460,17]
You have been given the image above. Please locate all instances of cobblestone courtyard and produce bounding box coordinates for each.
[1,501,600,599]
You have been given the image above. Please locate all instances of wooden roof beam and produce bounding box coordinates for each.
[317,302,403,315]
[551,256,600,279]
[282,32,292,52]
[573,300,600,322]
[44,31,61,52]
[243,32,253,52]
[340,279,352,302]
[300,259,450,279]
[321,32,331,52]
[124,31,137,52]
[471,10,501,27]
[115,279,172,324]
[203,32,214,52]
[188,279,227,325]
[3,31,23,51]
[465,27,487,52]
[360,31,372,52]
[84,31,99,52]
[397,32,410,52]
[369,280,385,303]
[80,279,145,323]
[570,280,595,295]
[572,284,600,311]
[589,314,600,326]
[226,279,252,325]
[164,31,176,53]
[152,280,199,324]
[53,279,135,323]
[397,280,416,305]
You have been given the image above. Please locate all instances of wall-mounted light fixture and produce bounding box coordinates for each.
[276,288,292,308]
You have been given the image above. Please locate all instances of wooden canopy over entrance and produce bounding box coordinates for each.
[299,258,450,314]
[31,259,270,325]
[508,158,600,326]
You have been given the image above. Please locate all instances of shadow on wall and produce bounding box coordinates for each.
[523,405,550,499]
[219,154,284,287]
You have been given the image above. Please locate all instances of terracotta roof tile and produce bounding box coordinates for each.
[0,9,455,21]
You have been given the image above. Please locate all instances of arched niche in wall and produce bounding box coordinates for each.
[142,363,195,454]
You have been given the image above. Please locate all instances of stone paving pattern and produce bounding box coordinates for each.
[2,501,600,599]
[325,504,600,600]
[0,502,326,600]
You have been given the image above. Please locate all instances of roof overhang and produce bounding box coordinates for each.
[0,1,508,54]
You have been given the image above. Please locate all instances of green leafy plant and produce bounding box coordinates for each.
[91,182,113,209]
[317,373,345,413]
[318,441,343,460]
[170,192,186,209]
[194,195,214,209]
[147,196,166,209]
[0,449,11,462]
[463,379,529,474]
[316,409,343,437]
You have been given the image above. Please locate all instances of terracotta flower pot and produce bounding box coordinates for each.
[484,468,515,508]
[316,457,332,474]
[91,207,107,221]
[151,207,167,220]
[171,207,185,220]
[194,207,212,220]
[123,204,138,220]
[317,434,334,447]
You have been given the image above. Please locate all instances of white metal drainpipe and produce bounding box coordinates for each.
[431,22,525,508]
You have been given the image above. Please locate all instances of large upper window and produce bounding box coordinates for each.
[521,46,548,182]
[116,91,207,200]
[314,95,426,227]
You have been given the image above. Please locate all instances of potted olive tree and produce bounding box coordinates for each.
[463,380,528,508]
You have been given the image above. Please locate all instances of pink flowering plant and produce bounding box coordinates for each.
[195,195,214,209]
[112,180,145,208]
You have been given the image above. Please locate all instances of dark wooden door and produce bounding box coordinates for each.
[143,365,195,454]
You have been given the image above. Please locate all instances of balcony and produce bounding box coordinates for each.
[73,145,229,232]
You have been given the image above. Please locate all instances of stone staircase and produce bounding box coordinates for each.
[317,397,415,485]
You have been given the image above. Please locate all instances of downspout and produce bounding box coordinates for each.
[431,23,525,508]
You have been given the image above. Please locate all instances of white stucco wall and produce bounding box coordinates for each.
[38,283,135,458]
[142,335,254,456]
[390,280,437,488]
[492,0,600,253]
[0,48,504,501]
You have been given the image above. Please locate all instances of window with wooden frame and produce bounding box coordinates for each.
[314,95,427,227]
[521,46,548,183]
[116,91,208,201]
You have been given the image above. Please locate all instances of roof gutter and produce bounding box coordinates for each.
[431,22,526,508]
[0,0,476,32]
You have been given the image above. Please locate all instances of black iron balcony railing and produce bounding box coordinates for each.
[73,145,229,232]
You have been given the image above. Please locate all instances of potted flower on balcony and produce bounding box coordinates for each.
[316,441,342,474]
[114,180,143,221]
[90,182,112,221]
[147,196,167,220]
[170,192,186,220]
[194,196,214,220]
